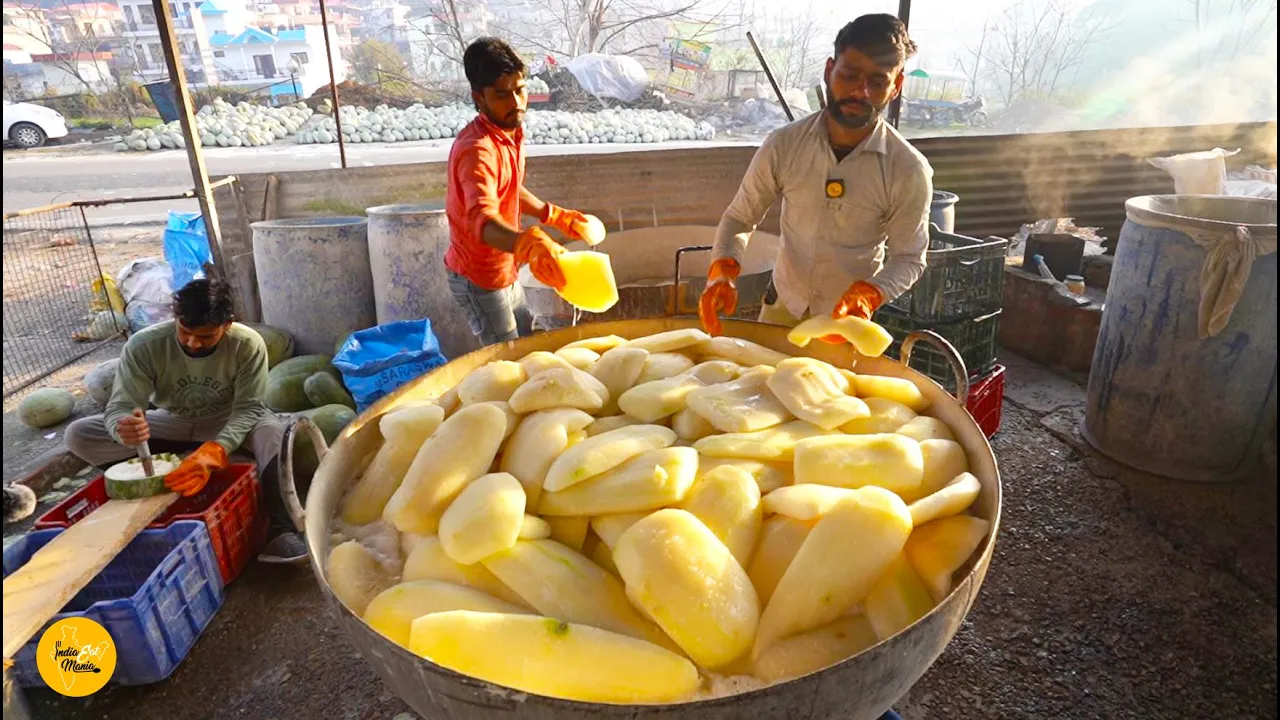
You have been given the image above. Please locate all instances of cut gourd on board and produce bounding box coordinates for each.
[508,367,608,414]
[841,397,918,435]
[438,472,526,565]
[854,375,930,413]
[671,407,717,442]
[402,536,529,607]
[328,540,393,616]
[614,509,760,669]
[793,433,925,497]
[693,336,789,367]
[624,328,712,354]
[748,515,814,607]
[590,512,649,552]
[519,351,576,377]
[635,352,698,384]
[562,334,627,352]
[761,484,858,523]
[916,439,971,501]
[896,416,956,442]
[618,361,740,422]
[480,539,672,649]
[908,472,981,527]
[555,346,601,370]
[680,464,762,566]
[768,357,871,430]
[408,611,699,704]
[586,414,645,436]
[693,420,833,462]
[383,403,509,535]
[499,408,594,509]
[341,404,445,525]
[863,554,936,641]
[786,316,893,357]
[539,447,699,516]
[753,487,912,659]
[520,515,553,539]
[555,251,619,313]
[545,516,590,552]
[363,580,531,647]
[588,346,649,415]
[543,425,677,492]
[698,456,792,494]
[905,515,991,603]
[751,613,878,683]
[458,361,527,405]
[686,365,793,433]
[103,453,181,499]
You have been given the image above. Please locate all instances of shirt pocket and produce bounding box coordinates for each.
[825,196,885,248]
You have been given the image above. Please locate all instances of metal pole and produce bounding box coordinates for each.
[889,0,912,128]
[318,0,348,168]
[151,0,227,274]
[746,31,793,123]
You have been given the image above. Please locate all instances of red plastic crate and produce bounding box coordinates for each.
[34,463,267,585]
[966,364,1005,438]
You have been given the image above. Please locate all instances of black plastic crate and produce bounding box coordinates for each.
[876,307,1001,394]
[887,226,1008,323]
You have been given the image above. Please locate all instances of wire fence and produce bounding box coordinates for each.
[2,205,125,397]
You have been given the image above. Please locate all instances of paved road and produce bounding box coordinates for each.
[4,138,754,226]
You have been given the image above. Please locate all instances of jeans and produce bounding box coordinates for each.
[446,270,533,345]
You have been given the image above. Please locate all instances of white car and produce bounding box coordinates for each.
[3,100,70,149]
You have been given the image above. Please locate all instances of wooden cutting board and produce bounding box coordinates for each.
[2,493,177,661]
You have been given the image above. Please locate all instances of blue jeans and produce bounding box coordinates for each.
[446,270,533,346]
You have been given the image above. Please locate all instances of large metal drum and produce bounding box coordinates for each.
[366,204,479,361]
[287,318,1002,720]
[520,226,781,329]
[1083,195,1277,481]
[251,217,377,355]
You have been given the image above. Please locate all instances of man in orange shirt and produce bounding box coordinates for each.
[445,37,594,345]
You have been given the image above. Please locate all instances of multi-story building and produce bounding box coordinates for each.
[209,23,345,99]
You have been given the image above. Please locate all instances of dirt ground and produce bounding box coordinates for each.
[8,352,1275,720]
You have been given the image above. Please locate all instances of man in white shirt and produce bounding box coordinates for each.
[700,14,933,335]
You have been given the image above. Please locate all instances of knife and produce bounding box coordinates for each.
[132,408,154,476]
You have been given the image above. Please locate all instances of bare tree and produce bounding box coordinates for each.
[1178,0,1277,68]
[6,0,118,95]
[766,10,827,90]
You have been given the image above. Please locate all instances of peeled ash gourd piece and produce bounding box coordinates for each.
[841,397,918,435]
[680,464,763,566]
[586,414,646,436]
[915,439,971,502]
[786,316,893,357]
[590,512,650,552]
[904,515,992,603]
[545,516,591,552]
[617,361,739,423]
[624,328,712,354]
[634,352,698,385]
[588,346,649,415]
[896,416,956,442]
[543,424,678,493]
[518,351,576,377]
[685,365,794,434]
[907,472,981,527]
[340,404,445,525]
[692,336,790,367]
[499,408,594,509]
[760,484,859,522]
[328,540,393,616]
[538,446,699,517]
[767,357,871,430]
[854,375,931,413]
[555,346,601,370]
[671,407,717,442]
[438,472,527,565]
[692,420,834,462]
[402,535,529,607]
[750,614,878,683]
[363,580,531,648]
[863,553,936,641]
[519,514,553,539]
[458,361,528,405]
[555,250,620,314]
[507,367,608,414]
[792,433,925,497]
[698,456,793,494]
[407,611,699,704]
[561,334,628,352]
[747,515,814,607]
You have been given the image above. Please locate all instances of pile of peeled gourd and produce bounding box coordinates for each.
[328,317,991,704]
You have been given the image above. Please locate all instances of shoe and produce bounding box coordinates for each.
[3,484,37,524]
[258,532,309,565]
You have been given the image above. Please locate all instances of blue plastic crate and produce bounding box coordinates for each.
[2,520,224,687]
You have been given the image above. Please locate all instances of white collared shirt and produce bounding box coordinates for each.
[712,113,934,318]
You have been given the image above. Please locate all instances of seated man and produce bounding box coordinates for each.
[65,272,304,564]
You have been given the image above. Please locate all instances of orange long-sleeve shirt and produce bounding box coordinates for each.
[444,113,526,291]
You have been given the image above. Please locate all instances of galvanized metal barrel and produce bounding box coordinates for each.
[1083,195,1278,481]
[251,217,377,355]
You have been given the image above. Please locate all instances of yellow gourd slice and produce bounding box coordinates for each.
[686,365,793,433]
[786,316,893,357]
[556,251,619,313]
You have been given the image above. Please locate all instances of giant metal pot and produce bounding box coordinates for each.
[283,318,1002,720]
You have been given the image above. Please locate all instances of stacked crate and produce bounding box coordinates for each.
[875,225,1007,437]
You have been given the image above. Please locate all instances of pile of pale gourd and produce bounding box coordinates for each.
[328,317,991,704]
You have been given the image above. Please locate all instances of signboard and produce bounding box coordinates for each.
[662,67,699,99]
[663,39,712,72]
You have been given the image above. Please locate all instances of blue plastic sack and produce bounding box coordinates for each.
[164,211,210,290]
[333,319,450,412]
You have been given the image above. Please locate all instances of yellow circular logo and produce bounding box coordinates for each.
[36,618,116,696]
[825,181,844,198]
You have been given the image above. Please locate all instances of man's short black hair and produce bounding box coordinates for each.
[464,37,526,93]
[834,14,917,68]
[172,264,234,328]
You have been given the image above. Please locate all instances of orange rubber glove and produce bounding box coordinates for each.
[698,258,740,336]
[832,281,885,321]
[542,204,592,243]
[514,226,567,290]
[165,441,228,497]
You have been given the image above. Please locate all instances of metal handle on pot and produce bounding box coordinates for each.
[280,415,328,534]
[901,330,970,403]
[669,244,713,316]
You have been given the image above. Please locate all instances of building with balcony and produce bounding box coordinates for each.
[207,23,344,99]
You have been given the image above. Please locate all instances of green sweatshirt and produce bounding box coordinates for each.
[104,321,270,454]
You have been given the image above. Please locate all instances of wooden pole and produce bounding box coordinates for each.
[151,0,230,296]
[746,31,793,123]
[318,0,348,169]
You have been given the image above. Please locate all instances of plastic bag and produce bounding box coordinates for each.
[565,54,651,102]
[164,211,211,290]
[117,257,174,332]
[332,319,449,412]
[1147,148,1241,195]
